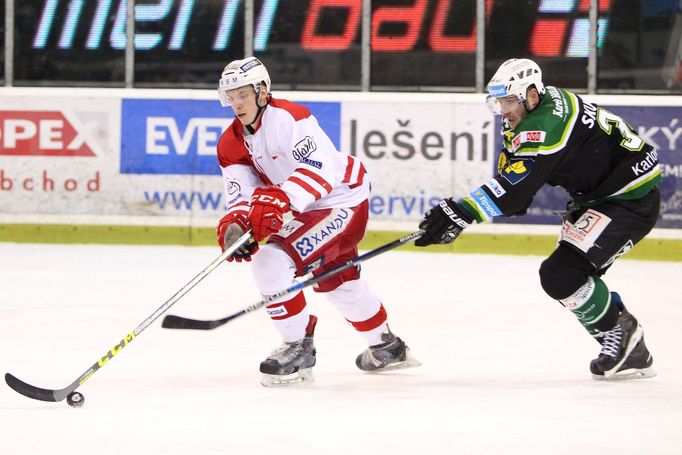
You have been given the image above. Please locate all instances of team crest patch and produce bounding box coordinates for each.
[226,181,240,195]
[500,159,534,185]
[224,180,242,205]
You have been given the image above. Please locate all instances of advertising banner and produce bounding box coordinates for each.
[116,98,341,219]
[341,100,494,221]
[1,91,680,231]
[121,99,341,176]
[0,97,118,214]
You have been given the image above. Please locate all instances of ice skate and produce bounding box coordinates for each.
[356,330,421,372]
[260,315,317,387]
[590,309,656,380]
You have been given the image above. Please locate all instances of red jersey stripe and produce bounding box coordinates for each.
[342,155,354,184]
[349,162,366,189]
[289,176,322,200]
[296,168,332,193]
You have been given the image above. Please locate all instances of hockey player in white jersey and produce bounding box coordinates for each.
[215,57,419,386]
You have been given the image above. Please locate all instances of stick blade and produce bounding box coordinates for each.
[161,314,221,330]
[5,373,62,402]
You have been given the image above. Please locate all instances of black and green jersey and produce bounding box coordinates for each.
[460,86,661,224]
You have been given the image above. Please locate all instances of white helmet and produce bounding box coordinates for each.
[218,57,271,107]
[486,58,544,114]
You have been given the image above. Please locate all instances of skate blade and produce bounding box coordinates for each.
[260,368,314,387]
[364,355,422,374]
[593,366,657,381]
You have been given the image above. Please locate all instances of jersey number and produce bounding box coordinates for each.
[596,109,644,151]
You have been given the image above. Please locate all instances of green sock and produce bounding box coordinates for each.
[563,276,610,336]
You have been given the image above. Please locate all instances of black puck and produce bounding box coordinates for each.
[67,391,85,408]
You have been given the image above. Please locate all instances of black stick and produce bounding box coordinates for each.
[5,232,254,402]
[161,230,423,331]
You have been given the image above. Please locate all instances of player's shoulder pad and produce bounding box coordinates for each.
[269,98,312,121]
[508,90,575,155]
[217,119,250,167]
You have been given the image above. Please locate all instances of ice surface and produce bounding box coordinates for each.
[1,243,681,455]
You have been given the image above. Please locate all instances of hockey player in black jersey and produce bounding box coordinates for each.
[416,58,659,380]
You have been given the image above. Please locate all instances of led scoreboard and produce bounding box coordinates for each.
[13,0,612,87]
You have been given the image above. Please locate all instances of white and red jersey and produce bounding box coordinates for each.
[217,98,368,218]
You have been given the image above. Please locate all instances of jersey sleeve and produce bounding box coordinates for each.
[277,110,337,212]
[217,121,264,215]
[460,133,566,223]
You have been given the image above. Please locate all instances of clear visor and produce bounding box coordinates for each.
[486,94,522,115]
[218,86,255,107]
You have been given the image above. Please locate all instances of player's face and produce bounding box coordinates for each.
[226,86,260,125]
[503,88,541,129]
[502,101,529,129]
[486,94,527,128]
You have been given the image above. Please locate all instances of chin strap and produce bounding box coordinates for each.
[244,93,271,132]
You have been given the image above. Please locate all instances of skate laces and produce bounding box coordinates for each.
[268,340,309,363]
[367,336,402,362]
[600,325,623,358]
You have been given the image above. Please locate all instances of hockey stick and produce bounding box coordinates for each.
[161,230,424,331]
[4,231,254,403]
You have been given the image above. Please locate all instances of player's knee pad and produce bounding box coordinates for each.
[314,266,361,292]
[539,245,595,300]
[251,243,296,296]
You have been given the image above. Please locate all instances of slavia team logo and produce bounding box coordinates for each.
[225,181,242,205]
[0,110,98,156]
[226,181,240,195]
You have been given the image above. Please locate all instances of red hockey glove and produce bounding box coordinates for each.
[249,186,290,242]
[216,211,259,262]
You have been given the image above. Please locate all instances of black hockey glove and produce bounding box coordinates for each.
[415,198,473,247]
